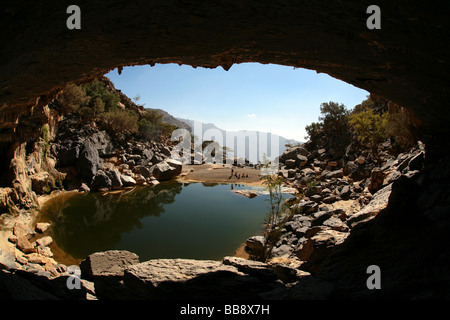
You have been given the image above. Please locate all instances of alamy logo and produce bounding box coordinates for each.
[66,5,380,31]
[66,265,81,290]
[66,5,81,30]
[366,265,381,289]
[170,121,280,173]
[366,5,381,29]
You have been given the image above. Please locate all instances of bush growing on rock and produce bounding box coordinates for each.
[348,107,388,162]
[138,110,177,141]
[82,80,119,112]
[99,108,139,136]
[55,83,90,114]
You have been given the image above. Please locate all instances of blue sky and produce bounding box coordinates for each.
[105,63,368,142]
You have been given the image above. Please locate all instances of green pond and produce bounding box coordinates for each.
[39,181,291,262]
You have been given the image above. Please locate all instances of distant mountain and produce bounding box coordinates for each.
[144,108,192,133]
[177,118,301,163]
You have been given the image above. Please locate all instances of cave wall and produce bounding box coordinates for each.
[1,0,449,135]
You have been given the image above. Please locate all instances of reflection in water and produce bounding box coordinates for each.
[40,181,287,261]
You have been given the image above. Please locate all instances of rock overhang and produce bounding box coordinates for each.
[0,1,449,134]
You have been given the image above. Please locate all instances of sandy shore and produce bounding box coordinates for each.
[177,163,265,186]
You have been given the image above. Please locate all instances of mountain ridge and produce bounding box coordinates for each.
[176,117,301,162]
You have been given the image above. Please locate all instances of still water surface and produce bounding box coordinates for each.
[39,181,288,262]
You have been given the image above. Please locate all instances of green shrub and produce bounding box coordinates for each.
[82,80,119,112]
[100,109,139,136]
[305,122,322,140]
[56,83,90,113]
[348,107,388,162]
[138,110,176,141]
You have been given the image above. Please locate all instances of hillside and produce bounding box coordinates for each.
[145,108,192,133]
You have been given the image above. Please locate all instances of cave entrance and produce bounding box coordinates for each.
[103,62,369,163]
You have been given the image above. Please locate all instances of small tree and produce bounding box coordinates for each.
[304,101,350,141]
[305,122,322,140]
[319,101,350,135]
[259,155,293,261]
[348,107,388,162]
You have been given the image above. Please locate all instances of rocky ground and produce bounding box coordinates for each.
[0,126,428,300]
[0,80,445,300]
[245,140,425,269]
[49,114,183,193]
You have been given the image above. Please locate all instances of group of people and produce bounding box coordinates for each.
[229,167,249,179]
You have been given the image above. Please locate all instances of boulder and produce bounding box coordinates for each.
[311,211,334,227]
[16,236,35,254]
[285,159,296,169]
[134,174,146,185]
[323,217,349,232]
[91,131,115,158]
[133,165,152,179]
[35,222,51,233]
[0,250,20,270]
[13,223,35,240]
[339,185,351,199]
[271,244,294,258]
[233,190,258,198]
[25,252,54,265]
[222,256,277,281]
[120,174,136,186]
[149,159,182,181]
[80,250,140,280]
[79,250,140,300]
[123,258,273,299]
[368,168,384,193]
[141,149,155,161]
[296,154,308,167]
[35,236,53,247]
[347,183,392,228]
[343,161,365,181]
[159,146,172,157]
[91,170,112,191]
[244,236,266,259]
[105,169,123,189]
[30,172,50,194]
[296,229,349,272]
[325,169,343,179]
[79,183,90,193]
[327,161,338,167]
[322,195,337,204]
[291,200,319,214]
[280,146,309,162]
[77,140,100,183]
[355,156,365,164]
